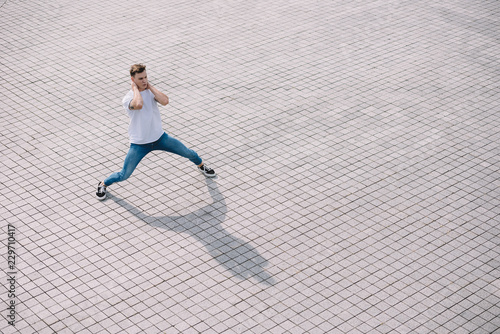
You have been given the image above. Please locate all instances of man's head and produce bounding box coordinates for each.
[130,64,148,91]
[130,64,146,77]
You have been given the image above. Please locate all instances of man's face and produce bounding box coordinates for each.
[132,71,148,91]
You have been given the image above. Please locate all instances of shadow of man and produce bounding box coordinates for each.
[109,178,275,286]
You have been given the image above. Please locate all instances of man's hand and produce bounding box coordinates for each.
[131,78,139,91]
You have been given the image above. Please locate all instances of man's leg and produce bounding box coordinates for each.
[96,143,150,200]
[155,132,216,177]
[104,143,151,185]
[154,132,202,165]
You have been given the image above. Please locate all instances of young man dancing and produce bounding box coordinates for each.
[96,64,216,200]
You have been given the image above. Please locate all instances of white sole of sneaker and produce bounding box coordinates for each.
[96,194,107,200]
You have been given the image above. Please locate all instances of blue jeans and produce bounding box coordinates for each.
[104,132,202,186]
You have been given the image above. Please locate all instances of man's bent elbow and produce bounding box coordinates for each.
[130,102,143,110]
[159,97,169,106]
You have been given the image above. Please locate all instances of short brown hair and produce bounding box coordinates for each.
[130,64,146,77]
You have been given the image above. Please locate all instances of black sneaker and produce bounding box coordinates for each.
[96,182,107,200]
[198,164,216,178]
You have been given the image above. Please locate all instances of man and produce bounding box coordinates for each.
[96,64,216,200]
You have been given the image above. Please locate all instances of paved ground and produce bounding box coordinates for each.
[1,0,499,333]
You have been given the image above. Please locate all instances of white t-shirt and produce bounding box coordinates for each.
[122,89,164,144]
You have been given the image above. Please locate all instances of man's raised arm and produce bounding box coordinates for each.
[129,80,144,110]
[148,83,169,106]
